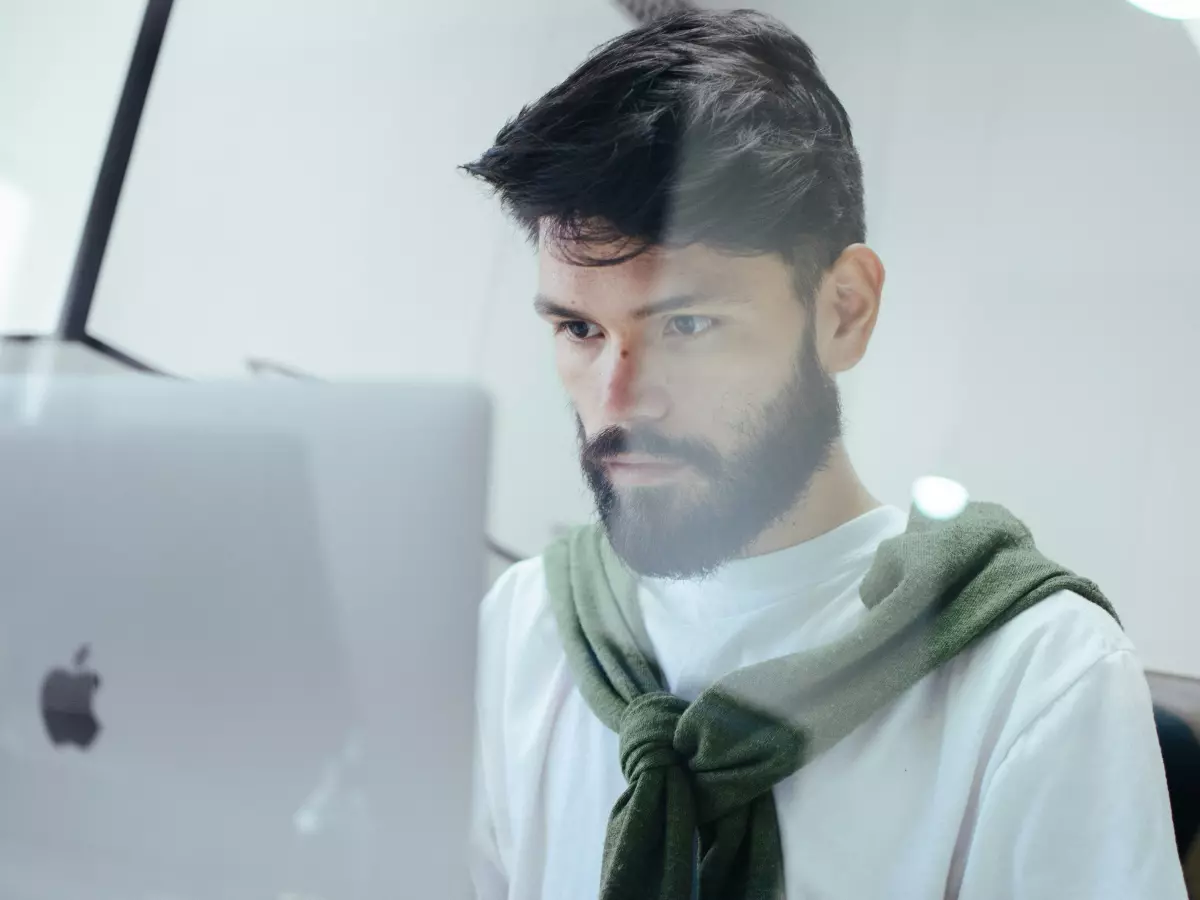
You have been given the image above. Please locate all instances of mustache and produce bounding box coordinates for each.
[580,425,723,475]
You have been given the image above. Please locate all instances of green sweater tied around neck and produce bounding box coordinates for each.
[542,502,1118,900]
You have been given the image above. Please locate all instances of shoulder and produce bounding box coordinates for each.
[477,554,567,707]
[943,589,1147,767]
[480,554,553,643]
[480,556,549,633]
[964,589,1134,700]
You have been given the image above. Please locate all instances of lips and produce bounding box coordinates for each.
[609,453,675,465]
[604,456,687,485]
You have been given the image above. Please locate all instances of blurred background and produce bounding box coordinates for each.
[1,0,1198,674]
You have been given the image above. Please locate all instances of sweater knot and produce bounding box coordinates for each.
[618,692,690,782]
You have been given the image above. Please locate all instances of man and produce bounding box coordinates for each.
[463,10,1184,899]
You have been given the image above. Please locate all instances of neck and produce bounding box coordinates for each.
[741,442,881,559]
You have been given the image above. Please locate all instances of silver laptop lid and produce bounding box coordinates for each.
[0,377,490,900]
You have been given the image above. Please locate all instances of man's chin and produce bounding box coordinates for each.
[599,503,737,580]
[609,480,701,508]
[586,469,748,578]
[604,530,733,580]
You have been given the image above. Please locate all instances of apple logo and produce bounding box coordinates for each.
[40,644,102,749]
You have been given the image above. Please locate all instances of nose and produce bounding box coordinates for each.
[600,339,669,423]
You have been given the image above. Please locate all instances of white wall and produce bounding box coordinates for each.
[0,0,145,332]
[87,0,614,558]
[728,0,1200,676]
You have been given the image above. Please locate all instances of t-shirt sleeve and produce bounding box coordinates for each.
[468,571,512,900]
[469,736,508,900]
[957,648,1187,900]
[469,561,536,900]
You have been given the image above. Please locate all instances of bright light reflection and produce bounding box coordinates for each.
[1126,0,1200,20]
[1186,18,1200,50]
[912,476,970,521]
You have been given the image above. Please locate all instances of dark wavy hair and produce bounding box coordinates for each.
[462,9,865,297]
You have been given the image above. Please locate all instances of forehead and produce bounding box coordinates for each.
[536,234,795,313]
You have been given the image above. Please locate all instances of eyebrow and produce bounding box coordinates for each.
[533,292,748,321]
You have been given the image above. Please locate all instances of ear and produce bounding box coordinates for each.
[813,244,885,375]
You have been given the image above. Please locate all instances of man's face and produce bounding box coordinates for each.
[537,237,842,578]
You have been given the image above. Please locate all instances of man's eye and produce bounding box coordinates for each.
[558,320,602,341]
[664,315,716,338]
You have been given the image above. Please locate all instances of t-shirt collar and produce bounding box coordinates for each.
[638,505,908,620]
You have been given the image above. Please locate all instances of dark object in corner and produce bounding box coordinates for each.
[1156,705,1200,859]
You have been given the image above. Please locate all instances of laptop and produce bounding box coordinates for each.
[0,377,491,899]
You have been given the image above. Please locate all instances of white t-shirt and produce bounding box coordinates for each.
[470,506,1186,899]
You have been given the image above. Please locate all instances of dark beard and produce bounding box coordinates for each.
[578,330,842,578]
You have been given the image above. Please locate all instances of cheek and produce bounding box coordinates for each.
[555,343,598,414]
[668,364,782,451]
[663,346,758,397]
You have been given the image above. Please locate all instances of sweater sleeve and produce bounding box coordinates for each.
[956,648,1186,900]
